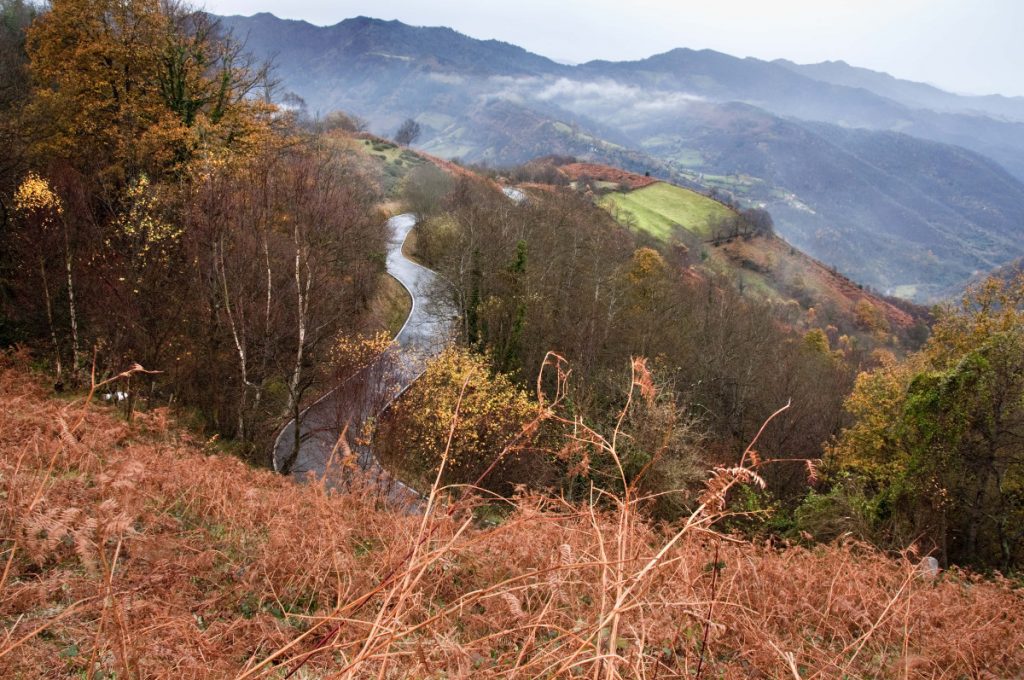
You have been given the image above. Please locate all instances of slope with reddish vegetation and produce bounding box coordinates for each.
[714,233,918,330]
[1,355,1022,677]
[559,162,659,189]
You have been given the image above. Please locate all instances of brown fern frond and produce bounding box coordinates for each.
[632,356,656,405]
[805,459,820,485]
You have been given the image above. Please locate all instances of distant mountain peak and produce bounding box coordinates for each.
[216,10,1024,301]
[340,15,389,27]
[222,11,314,29]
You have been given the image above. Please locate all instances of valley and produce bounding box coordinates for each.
[221,12,1024,301]
[2,1,1024,675]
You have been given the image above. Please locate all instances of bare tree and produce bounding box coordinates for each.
[395,118,422,146]
[181,138,383,463]
[317,110,368,134]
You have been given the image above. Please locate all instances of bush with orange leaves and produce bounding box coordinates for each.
[1,349,1023,678]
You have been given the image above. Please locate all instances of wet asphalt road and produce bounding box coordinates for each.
[271,214,454,504]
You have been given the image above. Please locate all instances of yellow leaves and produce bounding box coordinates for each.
[626,247,667,287]
[113,174,182,261]
[802,328,830,355]
[854,298,889,334]
[927,270,1024,367]
[831,356,913,477]
[828,348,918,477]
[25,0,170,171]
[621,247,671,319]
[833,271,1024,482]
[391,347,535,478]
[13,172,63,218]
[330,331,394,374]
[24,0,282,183]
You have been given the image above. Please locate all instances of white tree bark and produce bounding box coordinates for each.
[217,238,251,439]
[63,226,79,379]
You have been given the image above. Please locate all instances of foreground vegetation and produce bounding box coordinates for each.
[3,355,1023,677]
[2,2,1024,673]
[398,165,1023,575]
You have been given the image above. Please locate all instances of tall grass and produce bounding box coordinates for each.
[1,350,1022,677]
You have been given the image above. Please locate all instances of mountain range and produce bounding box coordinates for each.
[219,13,1024,301]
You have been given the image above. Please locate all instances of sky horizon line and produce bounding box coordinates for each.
[204,2,1024,98]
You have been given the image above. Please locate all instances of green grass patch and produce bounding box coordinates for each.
[360,138,420,167]
[600,182,735,240]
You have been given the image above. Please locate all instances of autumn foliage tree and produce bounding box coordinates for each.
[1,0,389,464]
[377,347,551,494]
[177,143,384,463]
[24,0,276,189]
[415,180,856,506]
[0,0,35,227]
[11,172,75,381]
[826,272,1024,569]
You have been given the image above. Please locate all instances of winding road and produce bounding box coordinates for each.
[271,214,454,505]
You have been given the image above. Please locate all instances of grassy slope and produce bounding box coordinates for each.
[598,182,917,332]
[365,274,413,337]
[2,358,1022,676]
[345,135,432,197]
[711,232,915,328]
[600,182,734,239]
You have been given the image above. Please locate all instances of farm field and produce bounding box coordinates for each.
[600,182,735,239]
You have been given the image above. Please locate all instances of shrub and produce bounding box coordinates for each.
[377,347,552,493]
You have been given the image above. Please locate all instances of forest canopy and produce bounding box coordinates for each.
[0,0,387,464]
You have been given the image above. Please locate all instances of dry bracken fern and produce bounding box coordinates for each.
[1,359,1023,679]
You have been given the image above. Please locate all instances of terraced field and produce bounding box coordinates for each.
[600,182,735,239]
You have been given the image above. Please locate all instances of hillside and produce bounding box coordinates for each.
[7,5,1024,675]
[574,171,921,335]
[775,58,1024,122]
[3,356,1023,676]
[600,182,735,239]
[574,48,1024,180]
[558,162,658,189]
[635,102,1024,299]
[219,12,1024,302]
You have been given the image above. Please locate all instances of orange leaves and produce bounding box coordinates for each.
[23,0,279,183]
[631,356,656,405]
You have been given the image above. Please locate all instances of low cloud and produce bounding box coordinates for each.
[427,72,467,86]
[480,76,705,125]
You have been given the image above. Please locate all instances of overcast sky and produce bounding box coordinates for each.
[203,0,1024,97]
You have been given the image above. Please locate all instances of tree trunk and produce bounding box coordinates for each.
[40,257,62,382]
[63,227,80,382]
[217,239,250,440]
[284,228,311,471]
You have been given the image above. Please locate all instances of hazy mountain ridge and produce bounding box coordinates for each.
[220,12,1024,300]
[635,101,1024,297]
[775,58,1024,122]
[572,47,1024,180]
